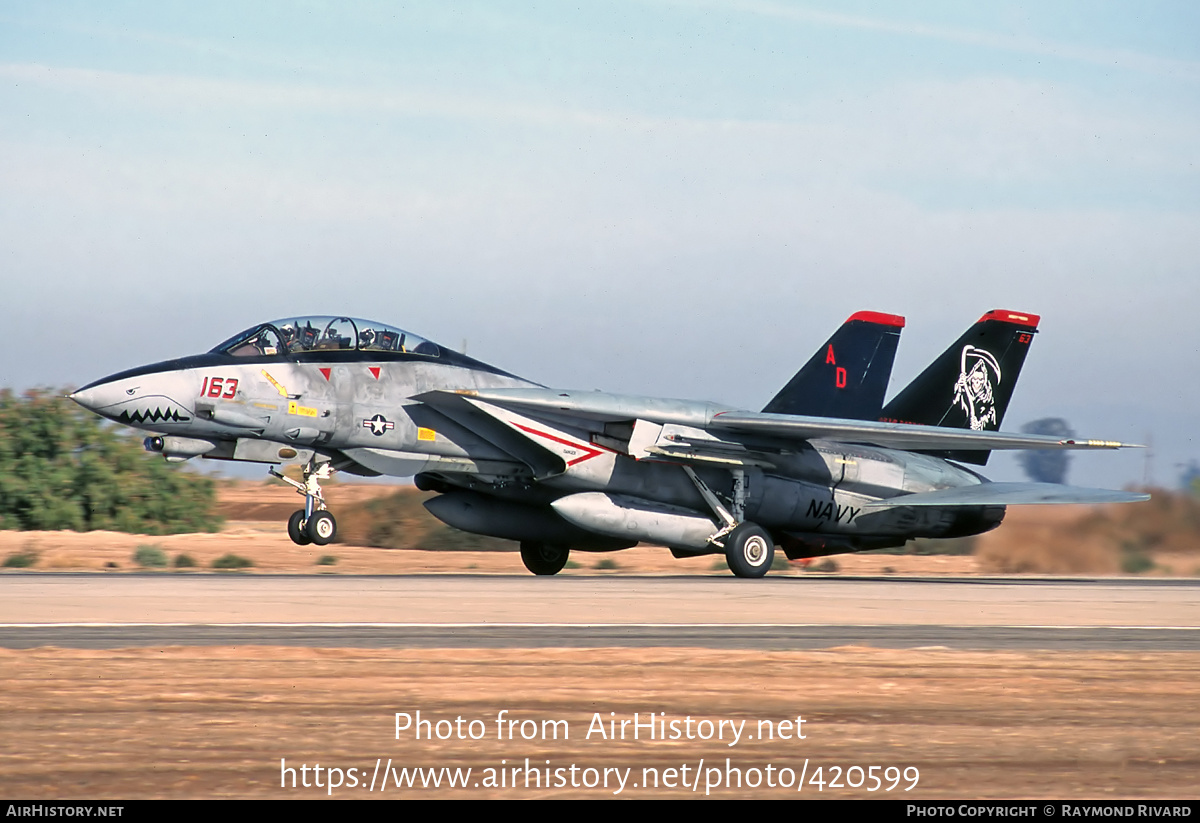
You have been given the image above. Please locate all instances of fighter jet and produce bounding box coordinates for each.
[70,310,1146,577]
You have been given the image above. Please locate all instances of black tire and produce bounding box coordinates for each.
[724,522,774,579]
[520,541,570,576]
[287,510,311,546]
[306,511,337,546]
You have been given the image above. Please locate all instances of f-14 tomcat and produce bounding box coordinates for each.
[71,310,1146,577]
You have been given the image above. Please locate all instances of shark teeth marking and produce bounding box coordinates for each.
[117,406,191,424]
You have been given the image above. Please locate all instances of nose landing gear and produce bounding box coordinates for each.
[271,461,338,546]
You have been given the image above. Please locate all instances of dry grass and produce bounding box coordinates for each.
[334,487,511,552]
[976,490,1200,575]
[2,482,1197,577]
[3,646,1198,798]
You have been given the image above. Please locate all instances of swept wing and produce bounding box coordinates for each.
[418,387,1140,458]
[864,482,1149,507]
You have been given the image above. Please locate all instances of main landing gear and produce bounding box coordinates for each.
[520,541,570,576]
[682,466,776,579]
[272,461,338,546]
[722,521,775,578]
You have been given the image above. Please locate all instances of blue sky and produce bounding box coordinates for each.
[2,1,1197,486]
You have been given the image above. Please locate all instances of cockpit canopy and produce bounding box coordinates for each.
[211,316,441,358]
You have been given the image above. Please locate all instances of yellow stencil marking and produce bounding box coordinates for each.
[261,370,289,397]
[287,401,319,418]
[417,427,437,441]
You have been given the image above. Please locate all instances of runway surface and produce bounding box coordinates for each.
[2,573,1198,650]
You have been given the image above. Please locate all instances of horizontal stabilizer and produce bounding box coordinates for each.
[711,411,1142,453]
[863,482,1150,508]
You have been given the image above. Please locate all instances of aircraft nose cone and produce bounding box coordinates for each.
[69,380,127,417]
[70,370,195,430]
[69,386,102,412]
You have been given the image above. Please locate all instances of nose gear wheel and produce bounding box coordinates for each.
[272,460,337,547]
[287,510,312,545]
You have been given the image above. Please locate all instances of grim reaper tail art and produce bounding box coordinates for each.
[953,345,1002,431]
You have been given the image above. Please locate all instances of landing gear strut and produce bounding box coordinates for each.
[681,465,776,579]
[272,461,338,546]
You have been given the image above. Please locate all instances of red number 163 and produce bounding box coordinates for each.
[201,377,238,398]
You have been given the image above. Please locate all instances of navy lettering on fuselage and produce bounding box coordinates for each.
[805,499,860,524]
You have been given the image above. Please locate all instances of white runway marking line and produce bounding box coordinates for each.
[4,623,1199,630]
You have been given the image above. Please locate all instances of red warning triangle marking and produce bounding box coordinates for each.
[369,367,381,380]
[319,367,331,381]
